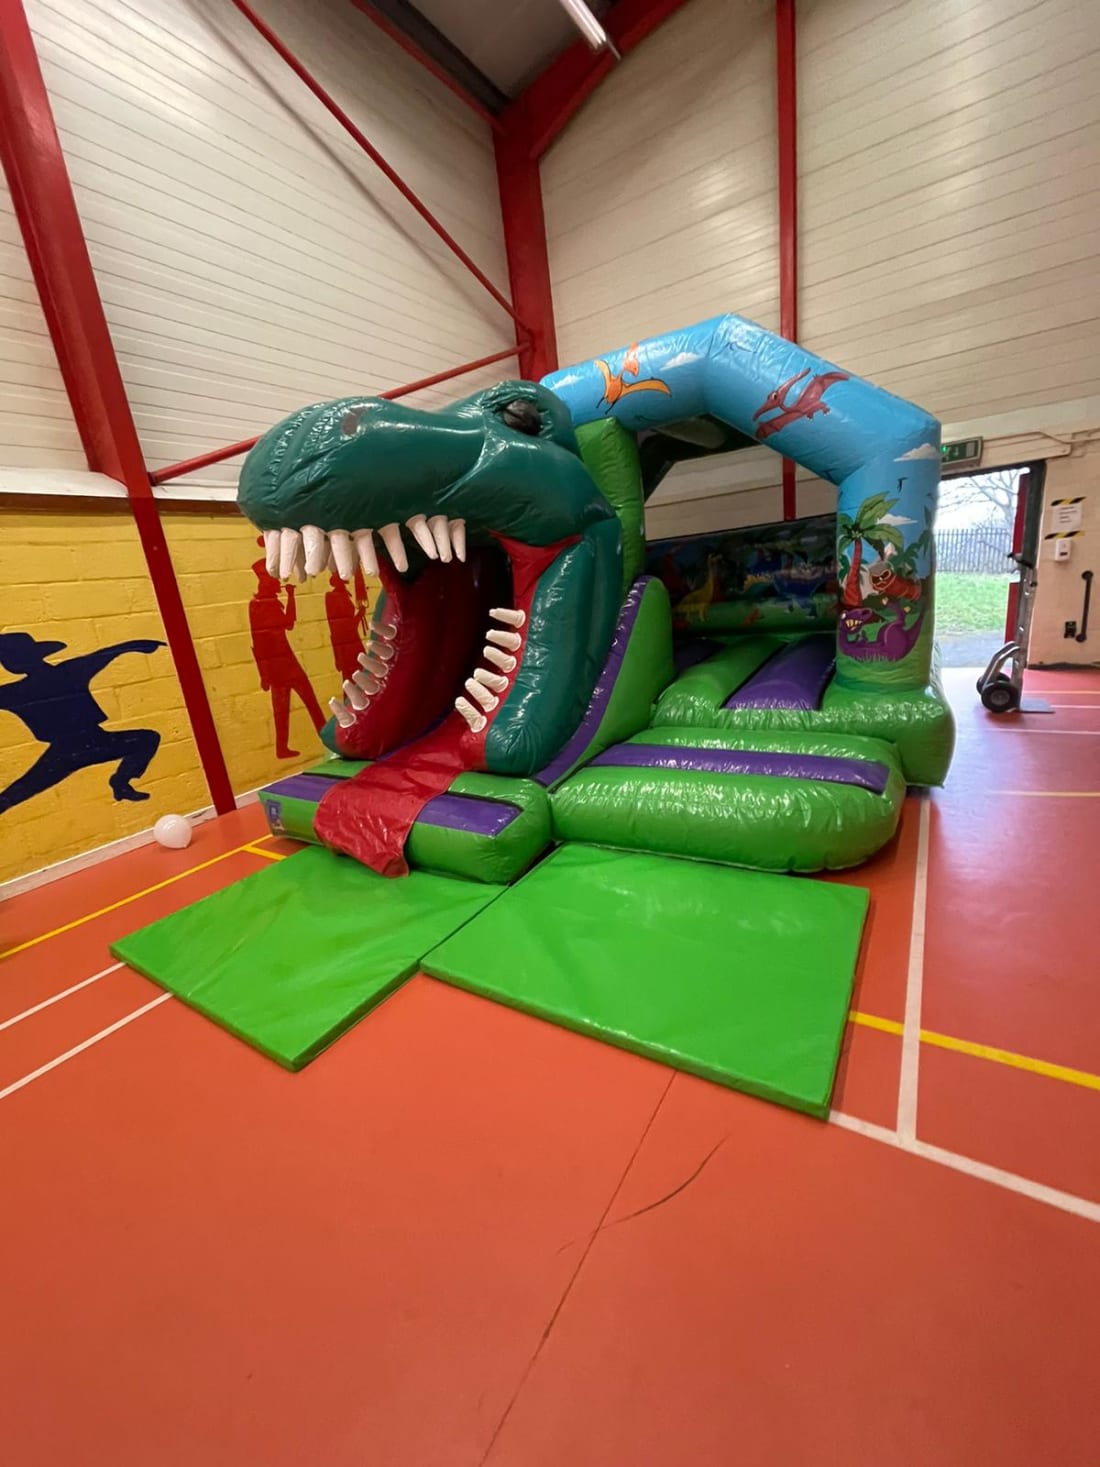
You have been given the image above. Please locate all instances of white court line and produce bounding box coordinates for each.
[3,988,1097,1227]
[989,728,1100,735]
[0,994,170,1101]
[829,1111,1100,1224]
[0,962,124,1034]
[896,796,931,1143]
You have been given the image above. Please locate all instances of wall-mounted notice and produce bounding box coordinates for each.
[1048,496,1085,533]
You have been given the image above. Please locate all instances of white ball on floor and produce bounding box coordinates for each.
[153,814,192,850]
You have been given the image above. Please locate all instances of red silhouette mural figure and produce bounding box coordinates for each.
[249,553,325,759]
[752,369,850,440]
[324,570,369,684]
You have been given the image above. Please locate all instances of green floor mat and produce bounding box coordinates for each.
[423,846,868,1117]
[112,847,503,1070]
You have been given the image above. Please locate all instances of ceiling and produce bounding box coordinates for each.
[364,0,614,108]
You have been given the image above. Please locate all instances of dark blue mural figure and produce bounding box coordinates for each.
[0,632,164,815]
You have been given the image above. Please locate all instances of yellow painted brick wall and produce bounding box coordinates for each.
[0,506,376,887]
[162,513,378,793]
[0,506,206,884]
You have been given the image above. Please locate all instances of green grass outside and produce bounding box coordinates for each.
[935,572,1011,634]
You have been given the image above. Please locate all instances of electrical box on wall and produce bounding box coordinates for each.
[1053,538,1073,561]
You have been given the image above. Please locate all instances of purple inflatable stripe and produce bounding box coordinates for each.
[415,793,520,837]
[673,637,722,674]
[724,635,835,711]
[264,773,335,803]
[589,743,891,796]
[263,774,520,837]
[535,577,653,787]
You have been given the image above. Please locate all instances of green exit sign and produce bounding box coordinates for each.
[941,436,983,469]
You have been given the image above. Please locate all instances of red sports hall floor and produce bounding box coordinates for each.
[2,668,1098,1465]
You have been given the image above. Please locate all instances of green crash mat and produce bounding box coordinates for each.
[423,846,868,1117]
[112,847,503,1070]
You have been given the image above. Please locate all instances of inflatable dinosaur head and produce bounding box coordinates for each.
[237,381,623,775]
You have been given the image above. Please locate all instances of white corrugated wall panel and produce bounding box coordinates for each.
[0,177,85,470]
[23,0,510,490]
[542,0,781,533]
[799,0,1100,424]
[543,0,778,366]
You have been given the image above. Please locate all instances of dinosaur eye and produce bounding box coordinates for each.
[499,398,542,436]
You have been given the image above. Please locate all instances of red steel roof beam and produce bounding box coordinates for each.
[149,345,520,485]
[348,0,502,131]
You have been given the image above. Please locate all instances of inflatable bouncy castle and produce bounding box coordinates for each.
[247,313,954,881]
[114,313,956,1108]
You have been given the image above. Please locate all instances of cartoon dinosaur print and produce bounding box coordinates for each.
[752,369,849,441]
[838,602,923,662]
[596,344,672,407]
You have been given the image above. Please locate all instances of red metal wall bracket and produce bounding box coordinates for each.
[0,0,236,815]
[776,0,799,520]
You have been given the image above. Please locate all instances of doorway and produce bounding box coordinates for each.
[934,467,1031,668]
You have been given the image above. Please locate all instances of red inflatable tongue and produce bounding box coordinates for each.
[315,536,575,875]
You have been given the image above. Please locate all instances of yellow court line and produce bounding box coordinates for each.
[849,1010,904,1035]
[244,845,286,862]
[919,1029,1100,1092]
[849,1010,1100,1093]
[0,835,276,961]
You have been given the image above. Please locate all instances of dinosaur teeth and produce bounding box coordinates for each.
[352,668,380,696]
[263,530,280,577]
[330,529,355,580]
[482,645,517,673]
[464,677,499,712]
[449,519,466,562]
[428,513,453,562]
[486,628,522,651]
[407,514,437,560]
[279,527,302,581]
[472,666,508,694]
[490,607,525,628]
[454,696,487,733]
[359,651,388,680]
[302,525,328,577]
[352,529,378,576]
[343,677,370,712]
[329,696,355,728]
[379,523,408,573]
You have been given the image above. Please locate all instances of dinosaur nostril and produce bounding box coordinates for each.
[500,399,542,436]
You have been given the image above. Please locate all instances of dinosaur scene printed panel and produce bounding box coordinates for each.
[647,514,839,633]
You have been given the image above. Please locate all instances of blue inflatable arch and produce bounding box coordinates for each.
[542,314,942,691]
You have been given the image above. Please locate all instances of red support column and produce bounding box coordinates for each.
[776,0,799,520]
[0,0,235,814]
[494,113,558,382]
[1005,468,1031,641]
